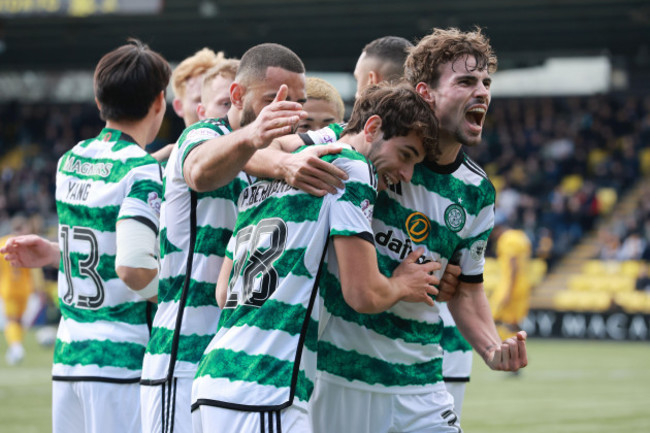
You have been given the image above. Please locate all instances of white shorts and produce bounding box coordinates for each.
[443,381,467,420]
[141,377,193,433]
[310,380,462,433]
[192,404,310,433]
[52,380,141,433]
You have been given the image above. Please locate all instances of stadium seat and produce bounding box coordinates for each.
[529,258,548,286]
[553,290,612,312]
[560,174,584,195]
[582,259,609,276]
[596,188,617,215]
[614,291,650,314]
[620,260,643,278]
[568,275,590,291]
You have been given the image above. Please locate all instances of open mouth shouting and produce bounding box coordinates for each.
[465,105,487,134]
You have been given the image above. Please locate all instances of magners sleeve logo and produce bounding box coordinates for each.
[405,212,430,243]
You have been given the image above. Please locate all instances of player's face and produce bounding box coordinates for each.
[353,52,373,100]
[295,98,340,133]
[200,74,233,120]
[428,54,491,147]
[240,66,307,127]
[369,130,425,191]
[179,75,203,126]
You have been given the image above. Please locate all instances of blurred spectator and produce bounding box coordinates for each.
[2,92,649,268]
[617,231,647,261]
[0,101,182,235]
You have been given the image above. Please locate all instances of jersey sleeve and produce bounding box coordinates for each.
[178,120,231,177]
[118,157,163,234]
[327,151,377,243]
[299,122,345,145]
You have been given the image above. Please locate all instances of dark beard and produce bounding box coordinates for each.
[239,105,256,127]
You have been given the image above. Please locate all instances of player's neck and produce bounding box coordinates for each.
[103,120,148,149]
[340,131,367,156]
[436,136,462,165]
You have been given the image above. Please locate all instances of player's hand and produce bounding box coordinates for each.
[282,144,349,196]
[391,248,441,306]
[436,263,461,302]
[0,235,59,269]
[484,331,528,371]
[249,85,307,150]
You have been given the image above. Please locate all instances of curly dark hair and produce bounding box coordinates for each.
[343,82,439,157]
[405,27,497,89]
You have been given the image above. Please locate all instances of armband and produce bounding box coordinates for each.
[115,218,158,269]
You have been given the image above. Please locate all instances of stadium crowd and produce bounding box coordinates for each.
[2,94,649,265]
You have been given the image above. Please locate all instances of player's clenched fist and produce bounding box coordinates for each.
[484,330,528,371]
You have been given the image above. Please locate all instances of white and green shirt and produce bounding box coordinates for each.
[317,151,495,393]
[53,128,162,382]
[192,145,377,412]
[141,118,252,383]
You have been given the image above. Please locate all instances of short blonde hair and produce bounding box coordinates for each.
[202,58,240,88]
[171,48,224,99]
[306,77,345,121]
[201,59,240,103]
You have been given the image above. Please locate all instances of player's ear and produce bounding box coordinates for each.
[368,70,380,86]
[416,82,434,107]
[196,103,206,121]
[363,114,383,142]
[230,82,245,110]
[153,91,165,114]
[94,97,102,112]
[172,98,184,118]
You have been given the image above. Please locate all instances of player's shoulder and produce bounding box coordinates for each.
[178,117,231,146]
[457,153,495,198]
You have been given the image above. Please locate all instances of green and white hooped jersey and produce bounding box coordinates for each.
[317,151,495,393]
[53,128,162,381]
[192,145,377,412]
[141,118,253,383]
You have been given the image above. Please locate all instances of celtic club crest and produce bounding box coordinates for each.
[444,204,466,232]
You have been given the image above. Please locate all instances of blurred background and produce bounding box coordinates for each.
[0,1,649,432]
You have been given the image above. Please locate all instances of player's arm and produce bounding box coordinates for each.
[115,219,159,303]
[246,143,347,196]
[216,256,233,309]
[0,235,60,269]
[447,281,528,371]
[244,126,349,196]
[151,143,174,163]
[436,263,461,302]
[183,85,306,192]
[335,237,440,314]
